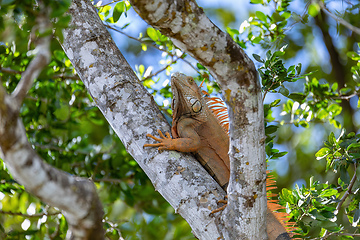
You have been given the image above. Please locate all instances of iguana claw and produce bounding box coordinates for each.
[144,129,174,151]
[210,195,228,215]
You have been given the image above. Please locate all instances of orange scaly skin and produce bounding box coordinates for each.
[144,72,292,240]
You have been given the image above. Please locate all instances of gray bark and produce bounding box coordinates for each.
[62,0,228,239]
[130,0,267,239]
[1,0,269,238]
[0,12,104,240]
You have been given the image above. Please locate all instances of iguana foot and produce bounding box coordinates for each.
[210,195,228,215]
[144,129,174,151]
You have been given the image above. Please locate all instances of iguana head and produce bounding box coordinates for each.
[171,72,203,123]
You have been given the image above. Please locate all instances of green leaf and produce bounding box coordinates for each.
[197,63,205,69]
[266,50,272,60]
[330,119,342,129]
[50,0,72,18]
[295,63,302,75]
[272,151,288,158]
[279,86,289,97]
[250,0,263,4]
[265,125,278,135]
[340,235,354,240]
[253,54,264,63]
[340,87,352,95]
[271,12,284,22]
[281,11,291,20]
[310,209,327,220]
[288,93,306,102]
[251,36,262,44]
[113,2,125,22]
[269,99,281,107]
[143,79,155,88]
[327,104,342,116]
[319,188,338,197]
[319,220,339,231]
[328,132,336,145]
[138,64,145,75]
[147,27,158,41]
[347,51,360,61]
[317,108,328,120]
[315,147,330,160]
[281,188,296,204]
[331,82,338,92]
[100,5,112,18]
[347,142,360,151]
[299,120,309,128]
[340,166,350,185]
[353,209,360,227]
[227,27,239,36]
[256,11,267,22]
[308,3,320,17]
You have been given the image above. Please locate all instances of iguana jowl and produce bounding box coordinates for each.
[144,72,291,240]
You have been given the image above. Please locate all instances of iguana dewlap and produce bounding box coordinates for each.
[144,72,291,240]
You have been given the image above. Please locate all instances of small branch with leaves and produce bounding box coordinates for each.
[104,24,199,73]
[317,0,360,36]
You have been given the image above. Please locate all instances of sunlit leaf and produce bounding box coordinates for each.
[308,3,320,17]
[315,147,330,160]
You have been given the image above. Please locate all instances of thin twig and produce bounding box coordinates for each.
[11,38,51,107]
[318,232,360,240]
[0,210,61,218]
[336,163,357,213]
[322,163,358,239]
[0,67,80,80]
[262,81,276,102]
[318,1,360,35]
[11,13,52,108]
[93,178,126,184]
[94,0,122,7]
[332,91,360,100]
[141,54,183,81]
[104,24,199,73]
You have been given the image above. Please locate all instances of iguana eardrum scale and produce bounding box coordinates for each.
[144,72,292,240]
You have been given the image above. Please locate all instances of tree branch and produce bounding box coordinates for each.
[130,0,267,238]
[336,164,357,213]
[0,84,105,239]
[141,54,183,81]
[0,67,80,80]
[314,9,357,132]
[11,13,51,109]
[0,6,105,240]
[0,210,61,218]
[322,163,357,239]
[318,1,360,35]
[61,1,226,239]
[105,24,199,73]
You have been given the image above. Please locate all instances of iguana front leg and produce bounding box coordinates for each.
[144,119,201,152]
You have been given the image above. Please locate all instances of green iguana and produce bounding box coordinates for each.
[144,72,292,240]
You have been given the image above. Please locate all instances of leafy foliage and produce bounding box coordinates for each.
[0,1,194,239]
[281,131,360,239]
[1,0,360,239]
[227,0,292,47]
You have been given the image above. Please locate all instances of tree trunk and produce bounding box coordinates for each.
[61,0,267,239]
[0,11,104,240]
[130,0,267,238]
